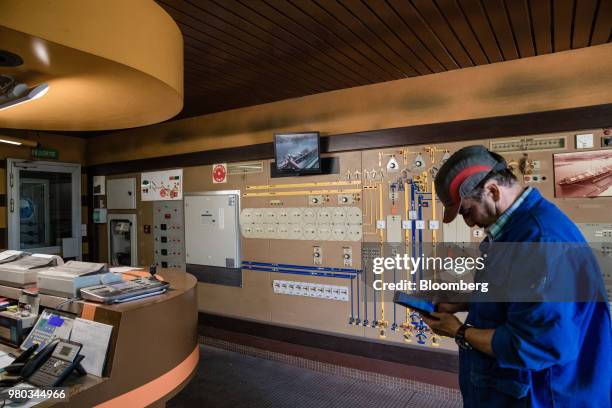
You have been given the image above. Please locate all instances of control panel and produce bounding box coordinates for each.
[154,201,185,270]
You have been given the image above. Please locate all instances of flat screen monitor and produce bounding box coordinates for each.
[274,132,321,174]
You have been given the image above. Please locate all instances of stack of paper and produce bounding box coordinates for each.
[70,318,113,377]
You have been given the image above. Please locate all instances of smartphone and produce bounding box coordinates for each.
[393,291,438,319]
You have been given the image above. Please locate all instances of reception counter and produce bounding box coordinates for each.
[0,269,198,407]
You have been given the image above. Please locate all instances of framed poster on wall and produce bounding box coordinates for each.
[553,150,612,198]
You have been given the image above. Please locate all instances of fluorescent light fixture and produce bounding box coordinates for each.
[0,83,49,111]
[0,135,38,147]
[0,138,22,145]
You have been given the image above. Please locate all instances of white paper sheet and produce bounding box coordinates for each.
[109,266,143,273]
[69,318,113,377]
[0,351,15,370]
[0,251,22,262]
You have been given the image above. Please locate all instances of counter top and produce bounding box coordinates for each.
[0,268,199,407]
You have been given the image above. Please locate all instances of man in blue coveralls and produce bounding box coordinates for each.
[423,145,612,407]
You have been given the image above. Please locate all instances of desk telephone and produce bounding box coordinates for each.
[2,339,85,387]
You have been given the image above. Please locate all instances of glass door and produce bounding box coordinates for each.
[7,159,81,258]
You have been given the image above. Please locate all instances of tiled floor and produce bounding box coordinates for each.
[168,345,462,408]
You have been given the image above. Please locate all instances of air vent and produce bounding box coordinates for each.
[0,50,23,67]
[227,161,264,175]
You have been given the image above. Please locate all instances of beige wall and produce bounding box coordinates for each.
[87,43,612,165]
[97,127,612,352]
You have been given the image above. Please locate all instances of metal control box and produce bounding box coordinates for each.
[154,201,185,271]
[184,191,240,268]
[106,178,136,209]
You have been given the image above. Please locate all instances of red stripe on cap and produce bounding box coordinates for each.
[449,165,491,204]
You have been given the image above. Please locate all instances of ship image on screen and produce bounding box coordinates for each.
[274,132,320,173]
[554,149,612,198]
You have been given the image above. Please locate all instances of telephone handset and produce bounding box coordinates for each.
[3,343,39,375]
[0,339,85,387]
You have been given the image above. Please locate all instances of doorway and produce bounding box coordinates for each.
[6,159,82,259]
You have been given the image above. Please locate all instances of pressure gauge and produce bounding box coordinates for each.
[575,133,594,149]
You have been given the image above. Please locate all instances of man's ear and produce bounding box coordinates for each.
[486,181,501,202]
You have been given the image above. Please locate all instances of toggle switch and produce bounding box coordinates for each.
[342,247,352,267]
[313,246,322,265]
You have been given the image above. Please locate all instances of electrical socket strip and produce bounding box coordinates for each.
[272,280,349,301]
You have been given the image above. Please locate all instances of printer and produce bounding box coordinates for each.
[0,253,63,287]
[37,261,122,298]
[0,250,26,265]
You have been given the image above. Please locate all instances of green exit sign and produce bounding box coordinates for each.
[31,147,58,160]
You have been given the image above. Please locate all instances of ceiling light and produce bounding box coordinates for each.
[0,83,49,111]
[0,138,22,145]
[0,135,38,147]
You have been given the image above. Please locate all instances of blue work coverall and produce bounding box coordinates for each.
[460,189,612,407]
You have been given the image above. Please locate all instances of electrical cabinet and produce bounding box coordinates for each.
[184,192,240,269]
[106,178,136,209]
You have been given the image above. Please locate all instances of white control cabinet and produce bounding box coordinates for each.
[184,191,240,269]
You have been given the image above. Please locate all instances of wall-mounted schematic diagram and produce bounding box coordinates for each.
[141,169,183,201]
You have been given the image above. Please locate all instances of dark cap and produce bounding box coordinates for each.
[434,145,507,223]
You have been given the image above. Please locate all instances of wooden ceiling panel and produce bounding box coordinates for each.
[153,0,610,119]
[529,0,553,55]
[268,1,393,81]
[387,0,459,69]
[481,0,520,60]
[553,0,575,51]
[365,0,445,73]
[590,0,612,44]
[242,0,379,83]
[162,0,342,90]
[434,0,489,65]
[294,0,405,79]
[221,0,363,87]
[573,0,600,48]
[505,0,536,58]
[337,0,431,75]
[317,0,419,77]
[456,0,503,63]
[410,0,475,67]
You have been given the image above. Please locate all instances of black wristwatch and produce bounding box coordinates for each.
[455,323,473,350]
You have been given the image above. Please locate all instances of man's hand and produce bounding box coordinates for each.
[421,312,463,338]
[436,302,469,314]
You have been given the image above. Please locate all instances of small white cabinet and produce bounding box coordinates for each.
[107,178,136,209]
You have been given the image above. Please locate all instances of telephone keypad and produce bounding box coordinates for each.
[29,358,70,387]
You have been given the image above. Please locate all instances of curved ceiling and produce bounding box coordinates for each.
[0,0,183,131]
